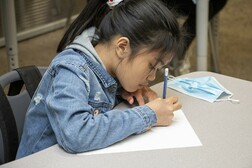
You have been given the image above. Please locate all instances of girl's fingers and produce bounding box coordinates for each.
[173,102,182,111]
[121,91,134,104]
[134,94,145,106]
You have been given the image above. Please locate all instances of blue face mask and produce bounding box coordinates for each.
[167,76,240,103]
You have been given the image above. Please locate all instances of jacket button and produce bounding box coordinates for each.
[94,109,99,116]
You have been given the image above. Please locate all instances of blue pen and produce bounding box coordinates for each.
[162,68,169,99]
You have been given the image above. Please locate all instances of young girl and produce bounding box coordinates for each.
[16,0,183,159]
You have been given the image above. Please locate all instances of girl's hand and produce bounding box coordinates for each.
[146,96,182,126]
[120,86,158,105]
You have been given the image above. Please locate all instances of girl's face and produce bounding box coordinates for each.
[115,49,172,92]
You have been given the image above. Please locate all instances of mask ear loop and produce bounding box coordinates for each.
[215,95,240,104]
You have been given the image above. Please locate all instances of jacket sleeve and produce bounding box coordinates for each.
[45,62,157,153]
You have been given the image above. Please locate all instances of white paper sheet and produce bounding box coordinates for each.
[78,104,202,155]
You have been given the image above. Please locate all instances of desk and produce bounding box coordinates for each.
[1,71,252,168]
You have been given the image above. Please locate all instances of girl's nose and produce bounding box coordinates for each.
[147,71,156,81]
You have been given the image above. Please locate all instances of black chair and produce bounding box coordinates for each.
[0,65,47,164]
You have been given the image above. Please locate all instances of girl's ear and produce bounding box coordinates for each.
[115,37,131,59]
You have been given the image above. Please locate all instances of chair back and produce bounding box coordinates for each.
[0,66,46,164]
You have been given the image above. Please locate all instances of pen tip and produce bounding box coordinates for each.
[165,68,169,76]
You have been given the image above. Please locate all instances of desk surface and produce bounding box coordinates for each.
[1,71,252,168]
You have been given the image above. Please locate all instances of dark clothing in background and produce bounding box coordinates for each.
[163,0,228,60]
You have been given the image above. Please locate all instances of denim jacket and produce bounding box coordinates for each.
[16,27,157,159]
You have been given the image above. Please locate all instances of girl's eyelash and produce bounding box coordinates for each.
[149,64,156,70]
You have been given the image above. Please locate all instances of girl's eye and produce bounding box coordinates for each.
[149,64,156,71]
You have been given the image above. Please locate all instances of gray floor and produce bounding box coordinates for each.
[0,0,252,83]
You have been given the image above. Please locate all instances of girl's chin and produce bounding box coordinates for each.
[125,87,138,93]
[134,85,145,91]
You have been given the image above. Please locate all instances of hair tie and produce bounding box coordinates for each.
[107,0,123,9]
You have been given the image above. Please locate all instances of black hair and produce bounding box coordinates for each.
[57,0,184,61]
